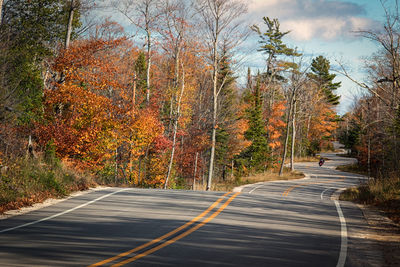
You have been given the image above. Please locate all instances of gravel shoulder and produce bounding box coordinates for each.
[356,204,400,267]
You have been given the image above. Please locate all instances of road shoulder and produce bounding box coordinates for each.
[357,204,400,267]
[0,186,110,221]
[333,188,400,267]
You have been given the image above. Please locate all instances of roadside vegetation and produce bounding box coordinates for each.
[334,1,400,226]
[340,176,400,224]
[0,154,94,214]
[338,158,400,225]
[211,168,304,192]
[336,163,368,176]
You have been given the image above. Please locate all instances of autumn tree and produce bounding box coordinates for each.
[337,0,400,176]
[196,0,248,191]
[250,16,300,175]
[158,0,193,189]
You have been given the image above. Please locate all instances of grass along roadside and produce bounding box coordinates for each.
[0,157,95,214]
[338,164,400,267]
[338,164,400,225]
[336,163,368,176]
[210,168,305,192]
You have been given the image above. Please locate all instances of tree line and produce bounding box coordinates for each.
[0,0,341,191]
[338,0,400,180]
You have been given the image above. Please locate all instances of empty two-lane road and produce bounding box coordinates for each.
[1,152,377,266]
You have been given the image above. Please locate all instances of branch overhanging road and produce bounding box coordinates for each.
[0,149,380,266]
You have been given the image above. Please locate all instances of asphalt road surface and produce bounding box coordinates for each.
[1,151,379,267]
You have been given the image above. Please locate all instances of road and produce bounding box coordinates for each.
[0,151,380,266]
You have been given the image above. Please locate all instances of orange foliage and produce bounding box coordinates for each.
[266,100,287,150]
[36,38,133,166]
[308,103,337,140]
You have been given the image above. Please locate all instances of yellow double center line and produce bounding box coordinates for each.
[89,192,240,267]
[282,176,346,197]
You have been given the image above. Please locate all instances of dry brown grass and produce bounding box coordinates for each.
[201,168,305,192]
[340,175,400,225]
[294,156,320,162]
[0,157,94,214]
[336,164,368,176]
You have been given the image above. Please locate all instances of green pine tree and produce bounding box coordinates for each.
[135,51,148,107]
[241,76,270,171]
[251,17,301,76]
[0,0,81,124]
[215,49,238,180]
[308,56,341,105]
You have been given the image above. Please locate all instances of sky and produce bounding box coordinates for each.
[244,0,394,114]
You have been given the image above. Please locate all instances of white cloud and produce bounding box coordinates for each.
[247,0,378,41]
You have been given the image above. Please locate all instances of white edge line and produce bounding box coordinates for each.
[233,174,312,193]
[320,187,335,200]
[249,183,265,194]
[334,200,348,267]
[0,188,129,234]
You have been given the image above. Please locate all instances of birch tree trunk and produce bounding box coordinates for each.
[193,152,199,190]
[132,72,136,108]
[65,0,75,49]
[164,64,185,189]
[145,30,151,105]
[113,0,159,106]
[290,101,296,171]
[0,0,4,25]
[196,0,247,191]
[279,94,294,176]
[206,34,219,191]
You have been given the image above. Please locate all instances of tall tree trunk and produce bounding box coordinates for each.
[306,114,312,140]
[290,101,296,172]
[231,160,234,179]
[193,152,198,190]
[0,0,4,25]
[145,30,151,105]
[26,135,34,158]
[164,64,185,189]
[279,95,294,176]
[65,0,75,49]
[132,72,137,108]
[138,156,142,186]
[207,95,217,191]
[368,133,371,179]
[206,28,219,191]
[114,147,118,184]
[168,52,180,134]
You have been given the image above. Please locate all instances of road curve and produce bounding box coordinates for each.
[0,151,380,266]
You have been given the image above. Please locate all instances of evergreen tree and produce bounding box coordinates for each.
[215,49,238,179]
[242,76,270,170]
[251,17,301,77]
[308,56,341,105]
[135,51,148,107]
[0,0,81,124]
